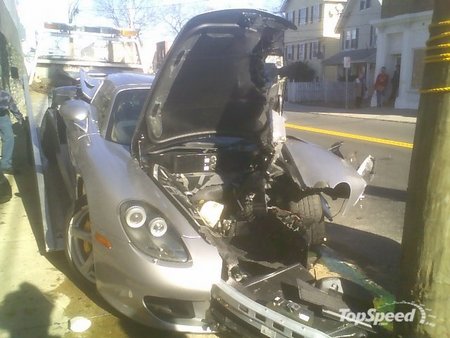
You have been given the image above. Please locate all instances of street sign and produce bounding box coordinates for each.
[343,56,351,68]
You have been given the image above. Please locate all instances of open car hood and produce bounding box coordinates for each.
[132,9,295,154]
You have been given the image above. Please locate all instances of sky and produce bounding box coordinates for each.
[17,0,282,38]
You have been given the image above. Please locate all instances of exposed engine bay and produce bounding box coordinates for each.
[145,134,331,281]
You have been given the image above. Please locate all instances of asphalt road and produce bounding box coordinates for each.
[0,106,415,337]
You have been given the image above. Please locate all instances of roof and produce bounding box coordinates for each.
[322,48,376,65]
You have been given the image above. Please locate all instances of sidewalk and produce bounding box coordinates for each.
[284,102,417,124]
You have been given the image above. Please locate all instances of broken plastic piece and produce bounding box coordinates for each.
[69,316,92,333]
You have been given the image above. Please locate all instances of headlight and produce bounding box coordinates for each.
[125,206,147,228]
[149,217,168,237]
[120,201,189,263]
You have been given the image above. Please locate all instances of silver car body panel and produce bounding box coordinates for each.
[66,115,223,329]
[284,137,366,212]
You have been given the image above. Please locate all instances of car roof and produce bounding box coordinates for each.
[104,72,155,89]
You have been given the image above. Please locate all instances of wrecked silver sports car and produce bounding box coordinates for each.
[40,9,374,337]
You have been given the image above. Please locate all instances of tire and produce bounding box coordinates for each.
[65,197,96,286]
[40,109,58,161]
[289,194,326,246]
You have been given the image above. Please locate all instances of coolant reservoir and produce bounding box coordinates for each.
[199,201,224,228]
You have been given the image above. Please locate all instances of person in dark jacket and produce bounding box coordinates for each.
[0,89,23,174]
[389,64,400,103]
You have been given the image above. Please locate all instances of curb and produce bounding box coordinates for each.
[294,111,417,124]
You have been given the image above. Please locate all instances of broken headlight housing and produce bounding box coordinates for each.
[119,201,189,263]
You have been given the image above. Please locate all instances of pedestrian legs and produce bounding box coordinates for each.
[376,90,383,107]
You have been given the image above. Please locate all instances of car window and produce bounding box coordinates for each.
[92,81,115,132]
[108,88,148,145]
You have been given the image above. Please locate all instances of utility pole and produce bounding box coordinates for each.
[396,0,450,336]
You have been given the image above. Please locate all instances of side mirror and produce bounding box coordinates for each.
[60,100,89,121]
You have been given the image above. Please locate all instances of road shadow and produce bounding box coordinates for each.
[11,120,47,253]
[365,185,407,203]
[0,282,59,338]
[325,222,401,294]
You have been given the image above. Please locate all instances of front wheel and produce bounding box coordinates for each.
[289,194,326,246]
[65,199,96,286]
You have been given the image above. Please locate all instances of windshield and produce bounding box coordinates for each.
[38,31,141,65]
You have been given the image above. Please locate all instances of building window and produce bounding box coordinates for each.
[285,12,290,22]
[344,28,359,49]
[292,10,296,24]
[309,42,313,59]
[369,25,377,47]
[299,44,305,60]
[299,8,309,25]
[312,41,318,58]
[411,48,425,89]
[318,4,323,21]
[304,43,308,60]
[286,45,293,60]
[310,4,320,23]
[360,0,371,10]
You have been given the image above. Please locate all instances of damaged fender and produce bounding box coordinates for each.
[284,137,366,212]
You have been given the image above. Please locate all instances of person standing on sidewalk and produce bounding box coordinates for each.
[374,66,389,108]
[354,68,367,108]
[389,64,400,104]
[0,88,23,174]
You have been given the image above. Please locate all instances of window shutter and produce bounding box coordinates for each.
[310,6,314,23]
[356,28,359,49]
[305,7,309,24]
[319,4,323,21]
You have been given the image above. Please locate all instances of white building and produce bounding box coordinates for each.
[281,0,347,81]
[323,0,381,86]
[372,0,433,108]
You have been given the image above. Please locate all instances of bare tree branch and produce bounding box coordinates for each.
[68,0,80,24]
[155,3,203,35]
[94,0,157,30]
